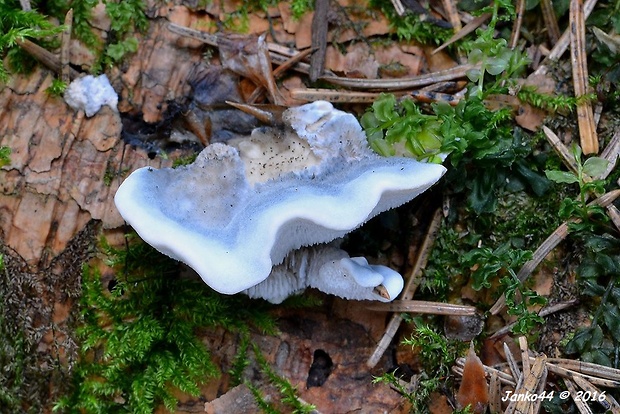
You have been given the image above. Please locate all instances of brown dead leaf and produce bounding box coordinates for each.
[218,34,284,104]
[280,75,311,105]
[247,12,271,34]
[456,343,489,414]
[515,104,547,131]
[295,12,314,49]
[428,392,453,414]
[375,44,424,77]
[279,2,300,34]
[423,45,459,72]
[325,44,379,78]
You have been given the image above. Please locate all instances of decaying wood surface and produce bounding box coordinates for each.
[0,5,208,269]
[188,301,412,413]
[0,2,429,412]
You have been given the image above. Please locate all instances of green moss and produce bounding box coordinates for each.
[373,318,468,414]
[171,153,198,168]
[54,235,277,413]
[0,146,10,168]
[368,0,452,44]
[46,78,67,96]
[0,0,65,82]
[247,342,316,414]
[290,0,314,19]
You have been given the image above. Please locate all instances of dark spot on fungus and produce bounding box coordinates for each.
[306,349,333,388]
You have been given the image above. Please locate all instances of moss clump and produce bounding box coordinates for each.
[0,0,65,82]
[0,224,90,413]
[55,235,277,413]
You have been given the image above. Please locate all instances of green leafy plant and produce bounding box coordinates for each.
[54,236,276,413]
[463,0,529,97]
[361,0,536,213]
[461,242,532,290]
[544,147,620,375]
[421,226,480,297]
[517,86,578,113]
[361,93,549,213]
[361,94,444,163]
[560,229,620,391]
[290,0,314,19]
[44,0,99,47]
[40,0,147,72]
[565,234,620,367]
[500,270,548,334]
[402,319,465,372]
[373,370,440,411]
[100,0,146,67]
[362,0,547,216]
[461,242,546,334]
[545,144,609,231]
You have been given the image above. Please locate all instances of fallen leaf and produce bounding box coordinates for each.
[456,343,489,414]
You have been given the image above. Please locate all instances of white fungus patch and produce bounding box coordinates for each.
[64,74,118,117]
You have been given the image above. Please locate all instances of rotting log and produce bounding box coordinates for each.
[0,4,421,413]
[0,8,206,269]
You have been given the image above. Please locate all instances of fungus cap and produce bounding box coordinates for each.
[114,102,446,296]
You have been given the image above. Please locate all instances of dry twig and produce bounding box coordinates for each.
[540,0,561,45]
[508,0,525,49]
[320,64,476,90]
[61,9,73,84]
[366,300,477,315]
[454,338,620,414]
[533,0,598,75]
[17,39,79,80]
[289,88,405,103]
[309,0,329,82]
[543,126,581,174]
[433,14,491,54]
[489,299,579,338]
[441,0,462,32]
[432,13,491,54]
[570,0,598,154]
[366,209,442,368]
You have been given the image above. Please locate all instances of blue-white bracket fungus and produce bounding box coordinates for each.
[114,101,446,303]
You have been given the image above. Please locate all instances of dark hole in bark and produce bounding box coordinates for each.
[306,349,333,388]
